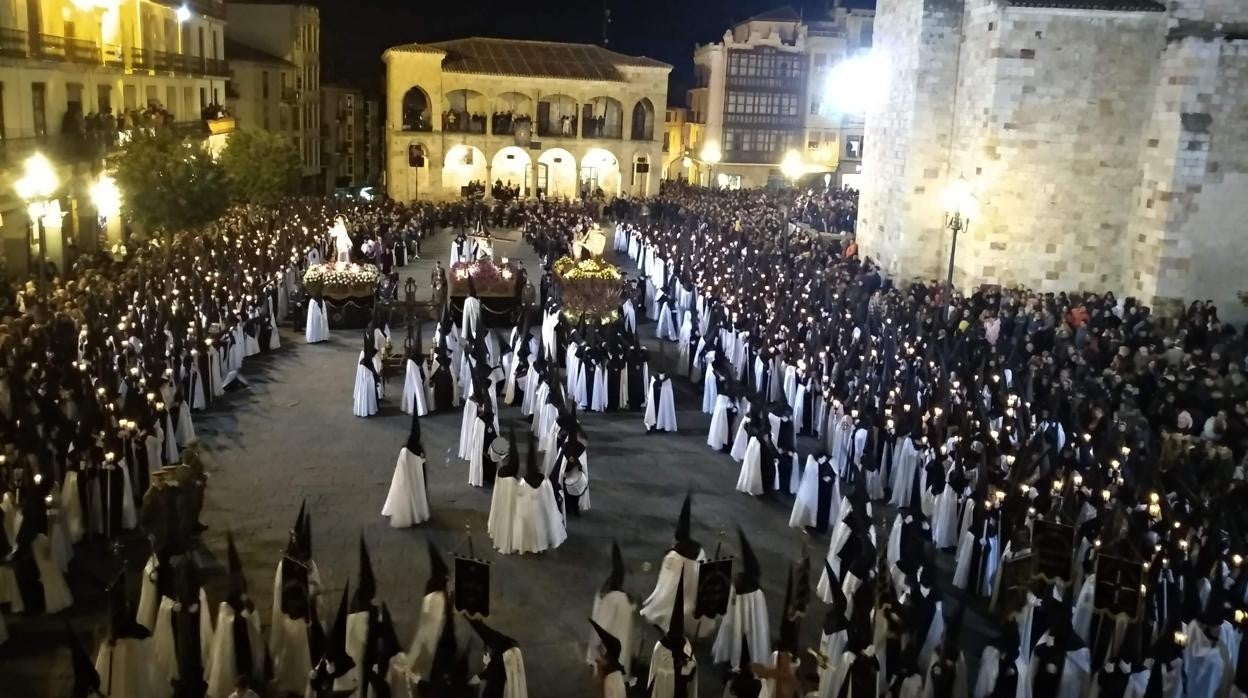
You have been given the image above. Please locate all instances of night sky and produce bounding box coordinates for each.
[313,0,876,102]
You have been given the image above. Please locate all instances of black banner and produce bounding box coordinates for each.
[1033,519,1075,583]
[454,557,490,618]
[993,552,1034,620]
[694,558,733,619]
[1094,555,1144,620]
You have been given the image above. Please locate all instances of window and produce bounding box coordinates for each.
[262,71,270,99]
[198,27,204,57]
[166,86,177,115]
[31,82,46,138]
[813,53,826,68]
[97,84,111,113]
[200,86,207,109]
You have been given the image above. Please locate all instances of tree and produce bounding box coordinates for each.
[113,129,229,235]
[219,128,301,205]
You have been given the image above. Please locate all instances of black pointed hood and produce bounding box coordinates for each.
[523,432,545,488]
[426,540,450,595]
[107,577,150,641]
[467,274,478,299]
[735,528,762,594]
[601,540,625,594]
[225,531,247,611]
[822,562,847,632]
[497,427,520,478]
[660,570,686,652]
[673,492,701,559]
[589,618,624,673]
[793,547,812,618]
[326,584,355,678]
[351,536,376,613]
[730,635,762,698]
[469,618,518,657]
[68,626,101,698]
[405,408,424,455]
[286,500,307,560]
[776,566,800,656]
[425,596,468,694]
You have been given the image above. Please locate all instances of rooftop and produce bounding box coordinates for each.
[744,5,803,23]
[1006,0,1165,11]
[386,37,670,82]
[225,38,294,66]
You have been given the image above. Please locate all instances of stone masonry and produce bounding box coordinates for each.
[859,0,1248,320]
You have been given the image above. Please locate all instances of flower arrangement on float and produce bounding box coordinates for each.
[553,255,624,324]
[448,257,519,297]
[303,261,381,298]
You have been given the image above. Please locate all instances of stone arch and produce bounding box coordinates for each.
[444,89,487,133]
[583,96,623,139]
[537,94,578,138]
[401,86,432,131]
[491,146,533,197]
[581,147,621,197]
[630,98,655,141]
[442,144,488,195]
[537,147,577,199]
[493,92,534,136]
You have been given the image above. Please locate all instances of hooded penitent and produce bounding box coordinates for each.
[406,407,424,455]
[673,492,700,560]
[590,618,624,674]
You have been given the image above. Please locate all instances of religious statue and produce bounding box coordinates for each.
[330,216,352,264]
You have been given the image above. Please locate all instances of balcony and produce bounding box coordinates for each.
[31,33,66,61]
[66,37,98,64]
[130,46,150,70]
[723,150,785,165]
[536,116,577,139]
[0,28,26,58]
[723,113,804,128]
[206,58,229,77]
[103,43,124,69]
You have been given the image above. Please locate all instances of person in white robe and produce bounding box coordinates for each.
[712,529,771,669]
[587,542,636,679]
[308,585,355,696]
[205,534,265,698]
[648,574,697,698]
[406,542,450,682]
[336,538,381,695]
[590,619,630,698]
[644,373,678,433]
[95,582,157,697]
[461,277,482,342]
[489,431,521,554]
[382,408,431,528]
[304,296,330,344]
[269,505,319,696]
[707,384,738,453]
[641,494,708,635]
[352,331,381,418]
[150,556,213,696]
[401,341,429,416]
[512,432,567,554]
[470,619,529,698]
[790,452,839,533]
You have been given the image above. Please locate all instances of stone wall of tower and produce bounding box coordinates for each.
[856,0,964,281]
[1127,33,1248,317]
[946,4,1165,292]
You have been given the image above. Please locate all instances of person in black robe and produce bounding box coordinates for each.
[626,342,649,412]
[429,344,455,413]
[171,557,209,697]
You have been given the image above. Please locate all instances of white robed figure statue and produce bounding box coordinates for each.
[330,216,352,264]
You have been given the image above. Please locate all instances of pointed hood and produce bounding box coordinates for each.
[729,635,762,698]
[601,540,625,594]
[225,531,247,611]
[68,626,101,698]
[107,577,150,641]
[735,528,762,594]
[466,274,478,299]
[426,540,450,595]
[325,584,355,678]
[523,432,545,488]
[286,500,306,560]
[589,618,624,673]
[497,427,520,478]
[351,536,377,613]
[673,492,701,559]
[793,546,812,618]
[469,618,519,656]
[660,570,686,652]
[776,565,800,656]
[425,596,466,692]
[405,408,424,455]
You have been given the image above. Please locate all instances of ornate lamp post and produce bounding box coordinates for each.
[15,152,60,298]
[940,174,979,304]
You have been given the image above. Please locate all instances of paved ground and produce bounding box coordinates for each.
[0,225,994,696]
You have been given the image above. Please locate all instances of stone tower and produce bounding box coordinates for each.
[858,0,1248,319]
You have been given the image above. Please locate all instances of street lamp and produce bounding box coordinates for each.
[15,152,59,297]
[780,150,803,184]
[940,174,979,303]
[91,173,123,248]
[700,143,721,188]
[175,4,192,23]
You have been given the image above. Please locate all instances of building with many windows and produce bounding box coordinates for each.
[661,106,707,183]
[383,37,669,201]
[321,84,380,192]
[689,2,873,189]
[225,1,321,189]
[0,0,230,271]
[225,38,296,136]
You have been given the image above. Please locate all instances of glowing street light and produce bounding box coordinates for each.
[175,4,192,23]
[940,174,979,303]
[15,152,59,297]
[780,150,804,183]
[91,173,125,248]
[699,143,721,187]
[822,50,888,117]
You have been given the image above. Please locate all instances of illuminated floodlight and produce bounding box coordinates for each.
[822,50,888,117]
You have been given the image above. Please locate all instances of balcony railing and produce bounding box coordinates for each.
[0,28,26,58]
[723,149,786,165]
[32,33,66,61]
[537,116,577,138]
[66,37,98,64]
[205,58,228,76]
[103,43,123,68]
[130,46,150,70]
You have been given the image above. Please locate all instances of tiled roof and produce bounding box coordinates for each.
[1007,0,1165,11]
[387,37,669,81]
[746,5,803,22]
[225,38,295,66]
